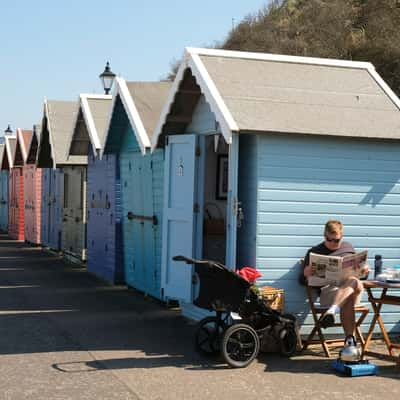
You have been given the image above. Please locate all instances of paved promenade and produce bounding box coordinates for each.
[0,235,398,400]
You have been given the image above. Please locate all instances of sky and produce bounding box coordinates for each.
[1,0,269,133]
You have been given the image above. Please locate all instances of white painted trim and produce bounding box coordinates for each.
[99,86,119,160]
[81,95,102,152]
[79,93,111,100]
[117,77,150,155]
[100,77,150,158]
[65,99,82,161]
[186,47,374,70]
[44,98,60,170]
[4,135,16,169]
[189,53,237,142]
[367,68,400,111]
[14,128,29,166]
[151,49,237,149]
[151,51,191,151]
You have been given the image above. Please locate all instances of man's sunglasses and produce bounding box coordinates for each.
[325,237,342,243]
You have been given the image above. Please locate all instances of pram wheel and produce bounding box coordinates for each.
[221,324,260,368]
[195,316,227,355]
[279,325,298,356]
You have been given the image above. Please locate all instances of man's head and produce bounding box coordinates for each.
[324,220,343,250]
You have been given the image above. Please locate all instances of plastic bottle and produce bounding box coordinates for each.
[374,255,382,278]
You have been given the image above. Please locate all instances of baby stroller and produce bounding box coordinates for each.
[173,255,299,368]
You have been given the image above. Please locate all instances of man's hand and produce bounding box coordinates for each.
[303,265,312,278]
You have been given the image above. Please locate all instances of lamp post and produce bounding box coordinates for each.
[4,125,12,136]
[99,62,116,95]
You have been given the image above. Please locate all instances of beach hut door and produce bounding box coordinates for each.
[161,134,197,302]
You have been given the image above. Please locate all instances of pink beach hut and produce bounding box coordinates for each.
[24,125,42,244]
[9,129,32,240]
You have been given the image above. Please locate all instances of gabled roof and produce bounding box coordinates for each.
[102,78,172,156]
[1,135,16,170]
[37,99,85,168]
[67,94,112,158]
[14,129,33,167]
[26,124,41,164]
[152,47,400,149]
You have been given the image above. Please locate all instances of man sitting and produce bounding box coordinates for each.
[300,220,369,347]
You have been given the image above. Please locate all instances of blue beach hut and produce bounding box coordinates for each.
[102,78,171,299]
[66,94,123,283]
[152,47,400,330]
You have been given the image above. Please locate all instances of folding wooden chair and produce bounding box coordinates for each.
[302,284,369,357]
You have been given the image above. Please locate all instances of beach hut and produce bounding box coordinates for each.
[102,78,171,298]
[151,47,400,328]
[9,129,32,241]
[37,99,86,261]
[66,94,121,282]
[0,135,16,233]
[24,125,42,244]
[0,144,7,232]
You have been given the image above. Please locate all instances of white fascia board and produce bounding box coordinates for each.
[189,53,238,143]
[44,98,57,169]
[80,94,102,154]
[99,87,119,160]
[117,77,150,155]
[151,50,237,150]
[151,52,190,151]
[5,136,15,169]
[14,129,23,166]
[367,68,400,111]
[65,98,82,161]
[187,47,374,70]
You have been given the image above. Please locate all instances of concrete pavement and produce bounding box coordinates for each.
[0,235,398,400]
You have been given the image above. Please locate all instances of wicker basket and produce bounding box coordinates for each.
[259,286,285,311]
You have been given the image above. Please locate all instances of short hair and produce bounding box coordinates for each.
[324,220,343,235]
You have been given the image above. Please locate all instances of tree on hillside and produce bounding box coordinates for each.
[221,0,400,96]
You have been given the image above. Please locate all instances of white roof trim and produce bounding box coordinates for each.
[4,135,15,169]
[186,47,374,70]
[100,77,150,158]
[15,128,29,165]
[151,49,238,150]
[81,95,103,152]
[367,68,400,111]
[44,98,57,169]
[151,52,190,151]
[66,100,82,160]
[189,53,238,142]
[117,77,150,154]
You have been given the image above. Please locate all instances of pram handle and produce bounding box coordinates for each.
[172,255,227,271]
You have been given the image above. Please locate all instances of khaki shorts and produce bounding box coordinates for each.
[320,284,363,307]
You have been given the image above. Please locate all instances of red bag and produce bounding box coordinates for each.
[237,267,262,283]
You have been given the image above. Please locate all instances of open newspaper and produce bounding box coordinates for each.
[308,250,368,286]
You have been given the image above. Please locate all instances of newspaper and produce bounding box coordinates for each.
[308,250,368,287]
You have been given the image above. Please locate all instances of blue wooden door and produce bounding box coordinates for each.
[161,134,197,302]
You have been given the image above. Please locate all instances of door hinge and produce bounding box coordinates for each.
[193,203,200,213]
[195,146,201,157]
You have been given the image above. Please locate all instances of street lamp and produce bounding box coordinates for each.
[99,62,116,94]
[4,125,12,135]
